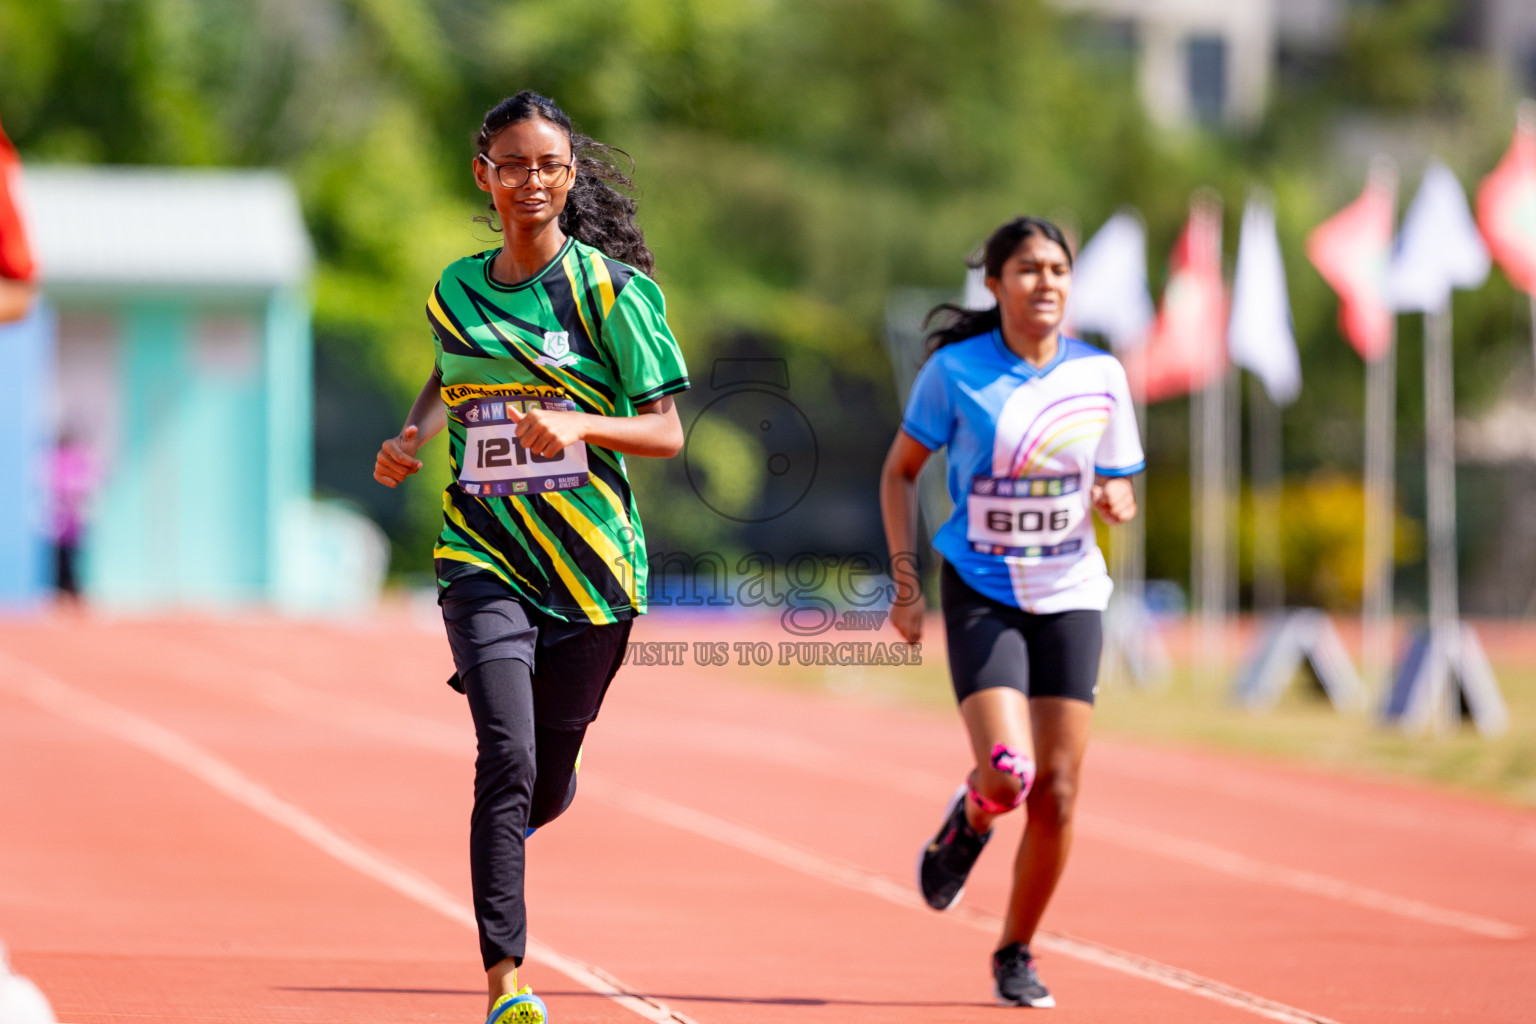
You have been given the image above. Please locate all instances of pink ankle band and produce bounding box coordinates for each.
[967,744,1035,814]
[991,743,1036,795]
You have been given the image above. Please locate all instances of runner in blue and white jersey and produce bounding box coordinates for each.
[880,216,1143,1008]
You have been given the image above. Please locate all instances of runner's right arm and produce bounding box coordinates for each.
[880,429,932,644]
[374,368,448,488]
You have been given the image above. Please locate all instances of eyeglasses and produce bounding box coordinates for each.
[478,154,575,189]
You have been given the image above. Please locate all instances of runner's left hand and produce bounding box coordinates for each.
[1090,475,1136,524]
[509,405,589,458]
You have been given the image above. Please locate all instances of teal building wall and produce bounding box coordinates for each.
[75,289,312,608]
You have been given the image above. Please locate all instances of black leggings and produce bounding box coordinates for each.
[442,580,631,970]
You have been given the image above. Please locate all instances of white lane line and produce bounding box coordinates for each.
[112,647,1529,942]
[120,647,1528,942]
[1088,749,1536,855]
[0,653,698,1024]
[1078,817,1524,941]
[612,710,1527,940]
[581,776,1343,1024]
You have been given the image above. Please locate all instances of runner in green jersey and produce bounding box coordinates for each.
[374,91,687,1024]
[429,234,686,623]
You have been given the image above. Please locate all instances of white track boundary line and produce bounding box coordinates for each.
[614,710,1526,941]
[124,646,1525,942]
[1078,817,1523,940]
[0,652,698,1024]
[581,776,1344,1024]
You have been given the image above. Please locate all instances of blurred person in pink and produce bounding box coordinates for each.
[49,432,96,600]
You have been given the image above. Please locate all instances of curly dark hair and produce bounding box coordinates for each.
[924,216,1074,357]
[474,91,654,274]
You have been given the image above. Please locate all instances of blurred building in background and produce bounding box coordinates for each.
[17,167,386,613]
[1056,0,1536,128]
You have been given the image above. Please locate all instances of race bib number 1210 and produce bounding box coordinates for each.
[456,396,589,497]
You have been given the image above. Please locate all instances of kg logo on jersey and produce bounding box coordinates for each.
[537,330,578,369]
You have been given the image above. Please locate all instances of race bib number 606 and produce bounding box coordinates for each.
[456,395,590,497]
[966,474,1084,558]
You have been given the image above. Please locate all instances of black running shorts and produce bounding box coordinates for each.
[940,562,1102,706]
[438,573,632,725]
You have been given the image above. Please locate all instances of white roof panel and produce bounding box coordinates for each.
[22,166,313,289]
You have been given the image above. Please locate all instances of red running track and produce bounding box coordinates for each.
[0,610,1531,1024]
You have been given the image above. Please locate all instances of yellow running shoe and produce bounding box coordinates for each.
[486,978,548,1024]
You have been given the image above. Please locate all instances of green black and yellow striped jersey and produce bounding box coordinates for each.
[428,237,689,623]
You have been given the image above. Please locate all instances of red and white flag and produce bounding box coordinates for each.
[0,116,35,284]
[1476,107,1536,296]
[1122,197,1226,402]
[1306,166,1395,362]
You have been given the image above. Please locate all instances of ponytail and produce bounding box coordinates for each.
[474,91,655,275]
[924,216,1073,357]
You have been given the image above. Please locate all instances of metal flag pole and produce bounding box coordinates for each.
[1229,190,1368,714]
[1105,367,1159,684]
[1361,322,1398,695]
[1360,158,1399,698]
[1381,161,1508,736]
[1198,332,1228,686]
[1187,194,1226,688]
[1226,362,1243,621]
[1423,307,1457,640]
[1248,373,1284,614]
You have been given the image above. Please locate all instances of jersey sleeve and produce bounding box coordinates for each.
[1094,358,1145,476]
[602,275,690,407]
[900,356,953,451]
[428,285,444,375]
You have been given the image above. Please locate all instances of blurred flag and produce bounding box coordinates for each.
[962,265,995,311]
[1228,194,1300,406]
[1307,167,1395,361]
[1476,106,1536,295]
[0,117,36,284]
[1066,210,1154,352]
[1122,198,1226,402]
[1390,160,1489,314]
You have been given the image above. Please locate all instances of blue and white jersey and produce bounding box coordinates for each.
[902,331,1144,613]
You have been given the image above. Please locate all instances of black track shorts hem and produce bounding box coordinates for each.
[939,561,1102,706]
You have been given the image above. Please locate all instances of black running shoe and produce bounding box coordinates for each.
[993,943,1055,1008]
[916,784,990,910]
